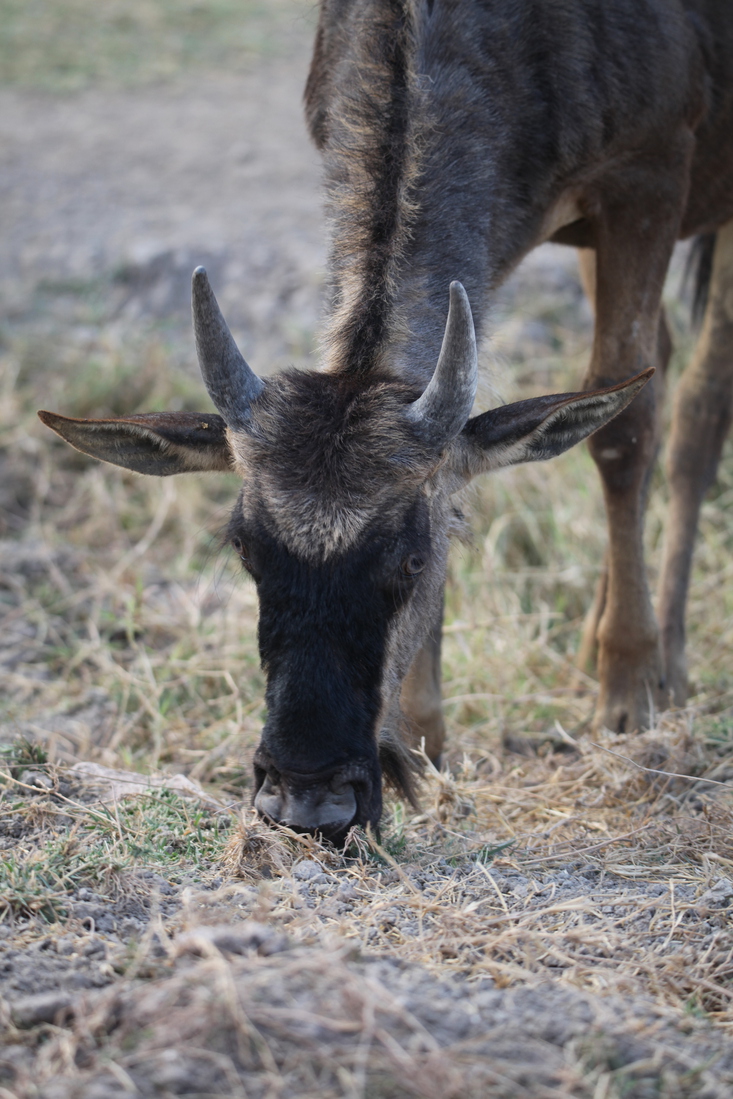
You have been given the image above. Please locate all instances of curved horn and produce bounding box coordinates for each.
[192,266,264,429]
[406,281,478,449]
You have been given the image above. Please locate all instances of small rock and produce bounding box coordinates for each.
[72,902,116,934]
[293,859,326,882]
[19,770,53,791]
[174,921,289,959]
[119,917,144,938]
[697,878,733,910]
[10,991,75,1028]
[378,908,401,928]
[82,939,106,958]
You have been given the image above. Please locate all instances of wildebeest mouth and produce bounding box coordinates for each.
[252,748,379,845]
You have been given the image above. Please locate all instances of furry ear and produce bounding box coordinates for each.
[457,368,654,478]
[38,410,234,476]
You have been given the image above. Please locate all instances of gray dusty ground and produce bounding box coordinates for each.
[0,63,326,374]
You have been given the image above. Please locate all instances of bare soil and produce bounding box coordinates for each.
[0,61,325,370]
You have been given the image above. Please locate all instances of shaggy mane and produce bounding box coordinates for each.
[314,0,428,378]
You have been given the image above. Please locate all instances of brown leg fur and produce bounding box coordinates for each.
[575,248,607,674]
[400,606,445,765]
[658,220,733,705]
[575,254,674,680]
[582,136,693,732]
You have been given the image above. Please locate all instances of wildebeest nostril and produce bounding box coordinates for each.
[253,772,286,827]
[253,773,358,840]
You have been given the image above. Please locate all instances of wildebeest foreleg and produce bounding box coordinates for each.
[400,603,445,765]
[658,220,733,705]
[583,142,692,732]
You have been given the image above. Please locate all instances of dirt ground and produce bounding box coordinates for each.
[2,4,733,1097]
[0,63,325,368]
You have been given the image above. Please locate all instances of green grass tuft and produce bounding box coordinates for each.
[0,786,232,923]
[0,737,49,778]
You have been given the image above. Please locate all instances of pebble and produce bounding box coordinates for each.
[19,770,53,790]
[293,860,326,882]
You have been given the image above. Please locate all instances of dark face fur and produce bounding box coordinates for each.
[226,370,452,843]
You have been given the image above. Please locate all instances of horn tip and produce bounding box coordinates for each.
[192,265,209,284]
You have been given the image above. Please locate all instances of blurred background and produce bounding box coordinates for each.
[1,0,731,795]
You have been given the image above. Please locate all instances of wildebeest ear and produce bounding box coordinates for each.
[457,368,654,477]
[37,410,234,476]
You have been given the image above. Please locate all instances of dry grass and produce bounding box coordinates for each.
[25,936,733,1099]
[214,716,733,1019]
[3,718,733,1096]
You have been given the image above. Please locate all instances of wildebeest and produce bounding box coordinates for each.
[40,0,733,842]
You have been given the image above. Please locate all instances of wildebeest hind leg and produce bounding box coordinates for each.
[658,220,733,706]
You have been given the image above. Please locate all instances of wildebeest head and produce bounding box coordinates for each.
[39,269,652,843]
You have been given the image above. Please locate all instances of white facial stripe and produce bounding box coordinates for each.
[229,420,434,563]
[265,488,377,561]
[232,435,373,561]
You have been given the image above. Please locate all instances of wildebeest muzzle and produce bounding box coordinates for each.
[252,745,381,845]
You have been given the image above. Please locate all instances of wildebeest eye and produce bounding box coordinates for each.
[400,555,426,577]
[232,536,249,562]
